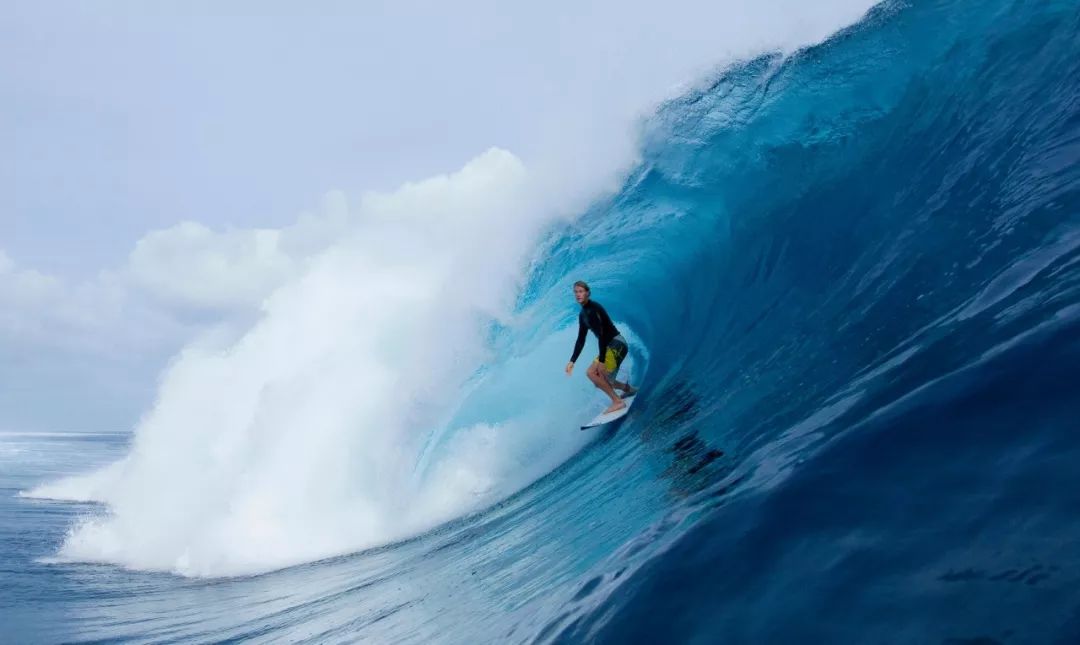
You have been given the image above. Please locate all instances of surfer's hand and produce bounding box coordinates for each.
[565,362,574,376]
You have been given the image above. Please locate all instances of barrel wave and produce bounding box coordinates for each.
[539,0,1080,641]
[10,0,1080,642]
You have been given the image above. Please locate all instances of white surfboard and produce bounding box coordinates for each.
[580,394,637,430]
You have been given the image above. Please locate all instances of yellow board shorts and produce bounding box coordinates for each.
[598,335,628,383]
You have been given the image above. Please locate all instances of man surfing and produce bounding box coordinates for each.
[565,280,637,413]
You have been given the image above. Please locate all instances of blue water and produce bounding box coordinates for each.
[4,0,1080,642]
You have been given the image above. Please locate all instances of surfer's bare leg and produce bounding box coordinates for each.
[587,362,626,413]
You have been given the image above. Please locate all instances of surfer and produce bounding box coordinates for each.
[565,281,637,413]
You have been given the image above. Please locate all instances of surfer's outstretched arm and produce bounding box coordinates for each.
[566,320,588,374]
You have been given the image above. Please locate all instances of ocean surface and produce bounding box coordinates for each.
[4,0,1080,642]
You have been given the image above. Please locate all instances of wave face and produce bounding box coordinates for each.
[18,0,1080,642]
[540,0,1080,641]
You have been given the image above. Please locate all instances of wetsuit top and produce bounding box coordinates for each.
[570,299,621,364]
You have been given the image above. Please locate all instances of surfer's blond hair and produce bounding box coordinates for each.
[573,280,590,293]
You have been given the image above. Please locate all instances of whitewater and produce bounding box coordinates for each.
[4,0,1079,642]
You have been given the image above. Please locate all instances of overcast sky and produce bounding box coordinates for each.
[2,0,876,431]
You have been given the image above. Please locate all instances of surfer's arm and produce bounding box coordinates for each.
[569,320,588,364]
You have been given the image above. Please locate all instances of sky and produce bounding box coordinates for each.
[2,0,877,431]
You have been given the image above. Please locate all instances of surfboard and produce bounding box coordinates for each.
[580,394,637,430]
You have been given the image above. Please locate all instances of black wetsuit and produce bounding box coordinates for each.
[570,300,621,365]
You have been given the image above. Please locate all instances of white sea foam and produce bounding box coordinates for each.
[31,149,588,575]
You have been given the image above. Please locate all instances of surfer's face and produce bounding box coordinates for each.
[574,285,589,304]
